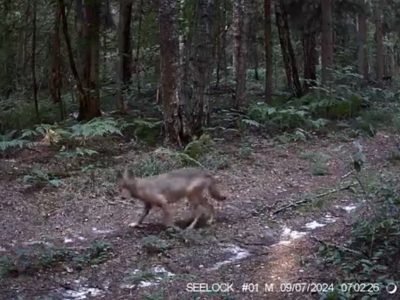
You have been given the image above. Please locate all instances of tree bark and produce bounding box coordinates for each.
[59,0,84,99]
[49,1,64,119]
[79,0,102,120]
[31,0,39,120]
[321,0,333,84]
[190,0,215,136]
[357,1,368,82]
[135,0,144,95]
[233,0,248,108]
[59,0,101,121]
[159,0,189,147]
[375,0,384,84]
[275,1,302,97]
[117,0,133,113]
[302,25,317,92]
[264,0,273,102]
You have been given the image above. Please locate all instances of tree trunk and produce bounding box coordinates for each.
[302,27,317,92]
[190,0,215,136]
[233,0,248,108]
[375,0,384,84]
[79,0,102,120]
[275,1,302,97]
[117,0,133,113]
[264,0,273,102]
[31,0,39,120]
[49,1,64,119]
[321,0,333,84]
[357,1,368,82]
[159,0,189,147]
[135,0,144,95]
[59,0,101,120]
[59,0,85,100]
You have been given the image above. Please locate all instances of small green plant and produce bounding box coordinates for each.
[299,151,331,176]
[0,135,29,152]
[57,146,99,158]
[141,235,171,254]
[184,134,215,160]
[131,119,162,146]
[388,145,400,163]
[23,168,63,187]
[238,143,253,160]
[0,256,17,277]
[73,241,113,270]
[70,117,124,139]
[199,152,230,170]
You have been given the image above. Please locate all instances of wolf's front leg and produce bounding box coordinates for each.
[129,203,152,228]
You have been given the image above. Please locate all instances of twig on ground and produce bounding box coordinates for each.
[311,235,364,256]
[272,183,357,215]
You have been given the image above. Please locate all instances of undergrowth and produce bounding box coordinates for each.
[319,178,400,299]
[0,241,113,277]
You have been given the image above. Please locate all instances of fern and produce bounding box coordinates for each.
[0,138,28,151]
[70,117,123,138]
[0,135,29,152]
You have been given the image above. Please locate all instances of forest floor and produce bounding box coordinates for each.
[0,124,399,300]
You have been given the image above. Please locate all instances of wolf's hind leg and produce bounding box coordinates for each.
[201,200,215,225]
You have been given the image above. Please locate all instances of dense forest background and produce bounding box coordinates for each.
[0,0,399,142]
[1,0,400,299]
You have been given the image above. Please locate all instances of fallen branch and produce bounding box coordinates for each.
[311,235,364,256]
[272,183,357,215]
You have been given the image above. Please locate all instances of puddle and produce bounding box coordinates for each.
[336,204,357,212]
[276,226,307,245]
[92,227,114,234]
[208,244,250,271]
[305,221,326,230]
[323,213,336,223]
[22,240,54,247]
[64,238,74,244]
[121,265,175,289]
[62,287,104,299]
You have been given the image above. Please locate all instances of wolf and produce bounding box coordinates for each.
[116,168,227,229]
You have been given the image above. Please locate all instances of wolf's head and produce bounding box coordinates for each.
[116,168,137,198]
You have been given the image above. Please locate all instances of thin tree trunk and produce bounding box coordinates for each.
[357,1,368,82]
[190,0,215,136]
[321,0,333,84]
[248,0,259,80]
[222,0,228,84]
[31,0,39,120]
[214,0,222,88]
[375,0,384,84]
[49,1,64,119]
[117,0,133,113]
[136,0,144,95]
[302,28,317,92]
[59,0,84,98]
[264,0,273,102]
[79,0,101,120]
[233,0,248,108]
[159,0,189,147]
[275,1,302,97]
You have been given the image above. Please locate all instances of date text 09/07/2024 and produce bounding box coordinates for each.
[186,282,398,294]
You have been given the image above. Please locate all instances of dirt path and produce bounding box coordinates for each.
[0,132,398,300]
